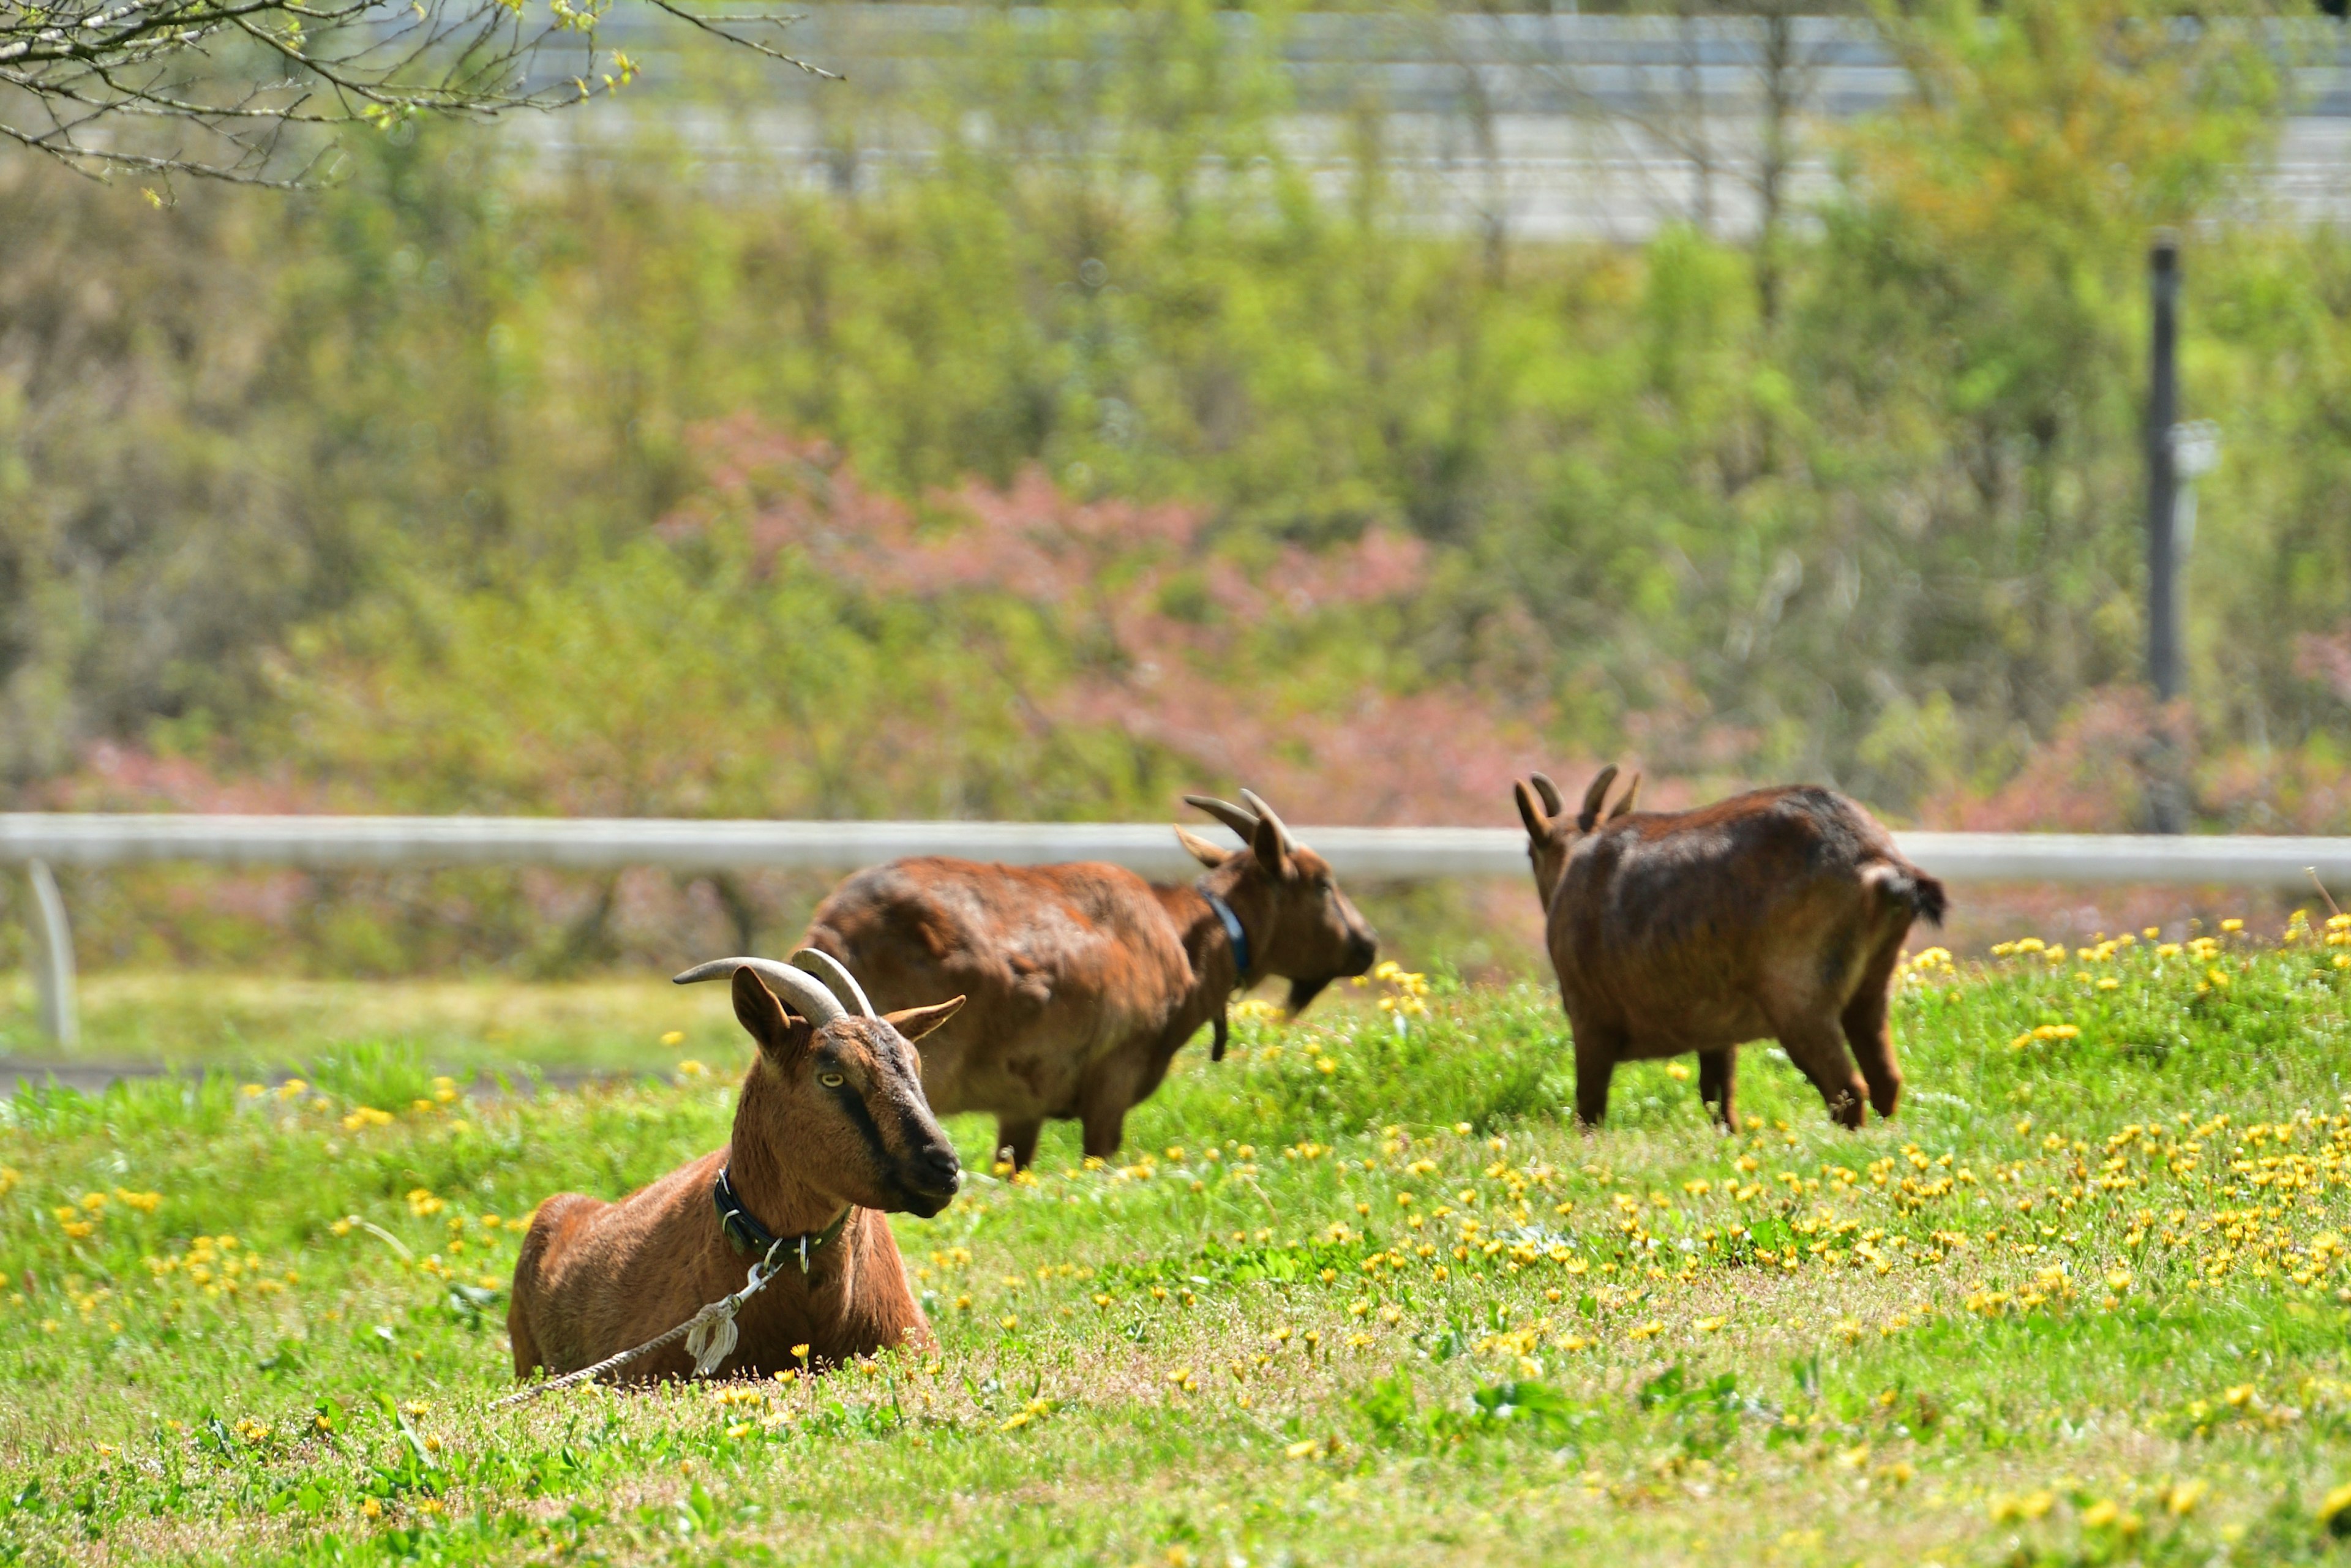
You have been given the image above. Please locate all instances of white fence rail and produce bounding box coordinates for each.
[526,9,2351,239]
[7,813,2350,1046]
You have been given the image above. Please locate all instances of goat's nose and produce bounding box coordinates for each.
[919,1144,962,1186]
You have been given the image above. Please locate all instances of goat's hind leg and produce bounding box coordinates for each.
[1567,1013,1622,1130]
[1075,1055,1142,1163]
[994,1117,1044,1173]
[1769,1010,1869,1131]
[507,1297,543,1380]
[1697,1048,1738,1132]
[1840,936,1907,1120]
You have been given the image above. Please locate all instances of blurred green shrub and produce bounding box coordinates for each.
[2,0,2348,974]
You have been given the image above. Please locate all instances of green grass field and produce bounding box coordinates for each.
[0,971,743,1081]
[6,918,2351,1566]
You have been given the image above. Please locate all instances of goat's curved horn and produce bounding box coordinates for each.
[1183,794,1259,842]
[1529,772,1564,817]
[672,957,846,1024]
[1239,789,1292,854]
[1606,772,1642,822]
[792,947,875,1019]
[1576,765,1620,832]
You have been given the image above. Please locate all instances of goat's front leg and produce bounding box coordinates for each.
[1697,1048,1738,1132]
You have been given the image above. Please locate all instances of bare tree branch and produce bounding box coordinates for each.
[0,0,822,182]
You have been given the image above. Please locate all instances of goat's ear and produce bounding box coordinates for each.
[1513,779,1551,839]
[1576,764,1620,832]
[1174,825,1229,868]
[883,995,964,1044]
[1606,772,1641,821]
[1250,810,1291,877]
[732,967,811,1060]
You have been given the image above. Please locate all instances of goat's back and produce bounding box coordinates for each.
[804,857,1194,1120]
[510,1157,730,1378]
[1548,787,1939,1052]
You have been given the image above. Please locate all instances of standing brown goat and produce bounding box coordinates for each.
[800,790,1378,1170]
[508,953,965,1382]
[1515,767,1947,1132]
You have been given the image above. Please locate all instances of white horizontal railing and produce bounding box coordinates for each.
[7,813,2350,1047]
[7,813,2351,885]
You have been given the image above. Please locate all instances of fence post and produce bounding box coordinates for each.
[24,860,78,1048]
[2145,232,2188,834]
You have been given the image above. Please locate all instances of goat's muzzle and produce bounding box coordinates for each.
[901,1141,963,1217]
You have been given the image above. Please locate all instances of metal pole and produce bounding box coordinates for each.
[2145,233,2186,833]
[23,859,78,1048]
[2147,233,2181,703]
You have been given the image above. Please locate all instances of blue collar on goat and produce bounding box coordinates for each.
[1198,882,1254,1065]
[1198,883,1252,978]
[712,1165,850,1272]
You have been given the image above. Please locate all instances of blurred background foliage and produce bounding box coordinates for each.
[4,0,2351,977]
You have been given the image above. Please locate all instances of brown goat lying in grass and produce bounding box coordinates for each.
[508,953,964,1382]
[802,790,1378,1169]
[1516,766,1948,1132]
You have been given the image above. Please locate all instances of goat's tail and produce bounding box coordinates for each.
[1865,858,1949,929]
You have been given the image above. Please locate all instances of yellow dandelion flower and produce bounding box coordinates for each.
[660,1030,685,1046]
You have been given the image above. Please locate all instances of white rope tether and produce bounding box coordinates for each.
[494,1234,795,1409]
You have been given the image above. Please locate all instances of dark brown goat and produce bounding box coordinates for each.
[1515,767,1948,1132]
[801,790,1378,1169]
[508,953,965,1382]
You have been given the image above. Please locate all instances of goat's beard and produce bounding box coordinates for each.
[1284,977,1332,1016]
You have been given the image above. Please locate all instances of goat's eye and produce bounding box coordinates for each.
[817,1071,846,1089]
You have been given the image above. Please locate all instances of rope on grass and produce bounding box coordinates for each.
[492,1234,793,1408]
